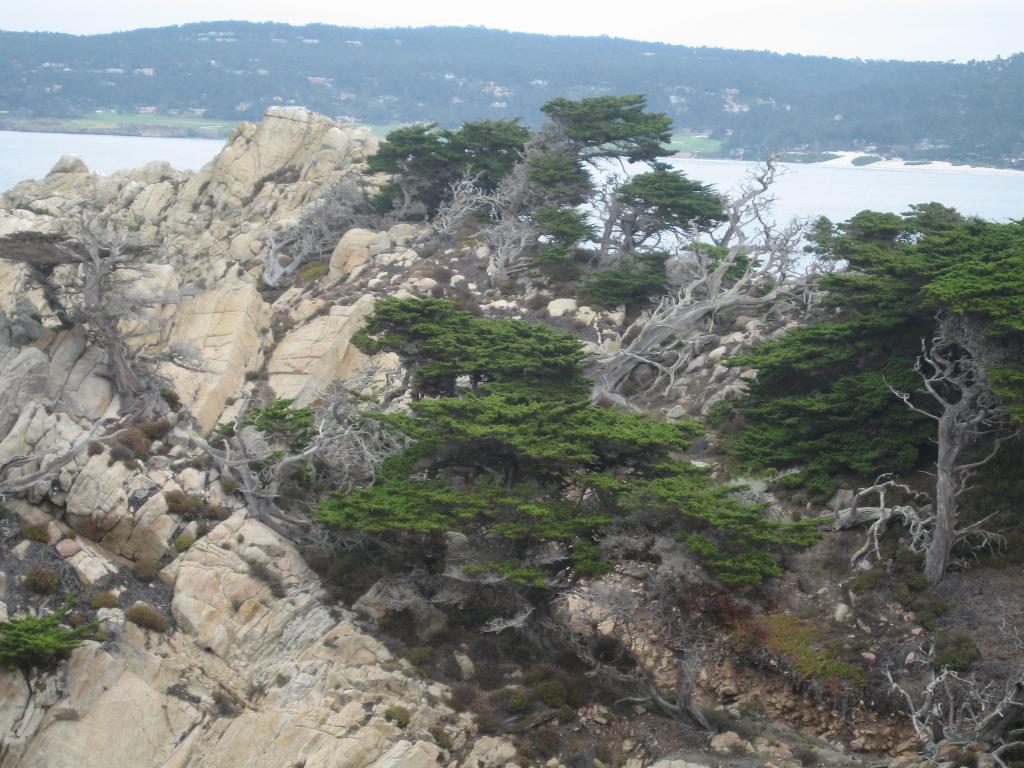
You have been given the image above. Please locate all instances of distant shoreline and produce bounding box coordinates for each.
[0,118,233,140]
[2,121,1020,175]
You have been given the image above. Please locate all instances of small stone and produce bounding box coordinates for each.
[904,651,917,666]
[833,603,851,622]
[56,539,81,558]
[861,651,877,664]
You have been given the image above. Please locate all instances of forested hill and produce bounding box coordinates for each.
[2,21,1023,166]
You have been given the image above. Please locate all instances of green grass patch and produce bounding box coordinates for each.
[668,132,722,155]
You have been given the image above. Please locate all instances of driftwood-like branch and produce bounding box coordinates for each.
[589,158,819,403]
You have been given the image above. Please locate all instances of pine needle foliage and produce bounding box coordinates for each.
[320,299,815,586]
[0,596,97,669]
[725,206,1024,491]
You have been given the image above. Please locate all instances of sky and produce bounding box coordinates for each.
[3,0,1022,62]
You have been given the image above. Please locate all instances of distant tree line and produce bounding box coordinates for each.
[1,22,1022,166]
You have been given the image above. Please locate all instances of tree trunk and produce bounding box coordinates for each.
[924,413,959,586]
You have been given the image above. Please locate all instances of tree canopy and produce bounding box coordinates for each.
[723,207,1024,495]
[319,299,815,588]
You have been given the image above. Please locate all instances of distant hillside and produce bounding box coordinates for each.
[1,22,1023,166]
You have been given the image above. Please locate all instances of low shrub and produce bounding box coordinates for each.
[0,597,96,669]
[139,419,173,441]
[448,683,478,712]
[24,565,60,595]
[126,602,169,633]
[383,706,410,728]
[174,534,195,552]
[530,679,567,708]
[533,726,561,758]
[88,591,119,610]
[493,687,529,714]
[934,631,981,672]
[220,475,240,494]
[164,490,202,517]
[110,426,152,458]
[20,524,50,543]
[793,745,821,767]
[296,260,330,285]
[247,560,286,598]
[429,725,453,750]
[87,441,105,456]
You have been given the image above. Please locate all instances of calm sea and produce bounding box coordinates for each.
[1,130,1022,223]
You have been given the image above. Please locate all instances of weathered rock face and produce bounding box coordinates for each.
[0,515,460,768]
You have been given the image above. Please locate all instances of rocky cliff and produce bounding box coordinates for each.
[0,107,952,768]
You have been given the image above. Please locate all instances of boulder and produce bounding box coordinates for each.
[47,155,89,175]
[329,229,394,280]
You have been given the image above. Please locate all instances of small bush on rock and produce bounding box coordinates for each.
[24,565,60,595]
[88,591,118,610]
[174,534,195,552]
[0,597,96,669]
[20,524,50,543]
[126,602,169,633]
[384,706,410,728]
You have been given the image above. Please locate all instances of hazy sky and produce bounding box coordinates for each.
[3,0,1022,62]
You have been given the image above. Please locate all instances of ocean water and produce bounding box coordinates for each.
[0,130,226,191]
[2,130,1022,223]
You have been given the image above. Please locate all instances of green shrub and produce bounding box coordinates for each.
[126,602,169,633]
[934,631,981,672]
[578,252,667,309]
[174,534,195,552]
[530,679,567,708]
[164,490,202,517]
[20,524,50,543]
[534,726,561,758]
[384,706,410,728]
[24,565,60,595]
[429,725,453,750]
[244,399,316,451]
[0,596,96,669]
[88,591,119,610]
[296,260,329,285]
[494,687,529,714]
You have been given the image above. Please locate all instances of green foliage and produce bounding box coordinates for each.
[322,299,814,587]
[244,398,317,451]
[495,687,529,714]
[934,631,981,672]
[614,170,725,248]
[541,94,673,166]
[0,596,96,669]
[579,252,667,309]
[369,119,530,216]
[88,591,118,610]
[174,534,195,552]
[526,153,592,205]
[530,206,594,279]
[726,210,1024,483]
[530,678,568,708]
[19,524,50,543]
[383,706,411,728]
[738,612,867,692]
[125,602,170,633]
